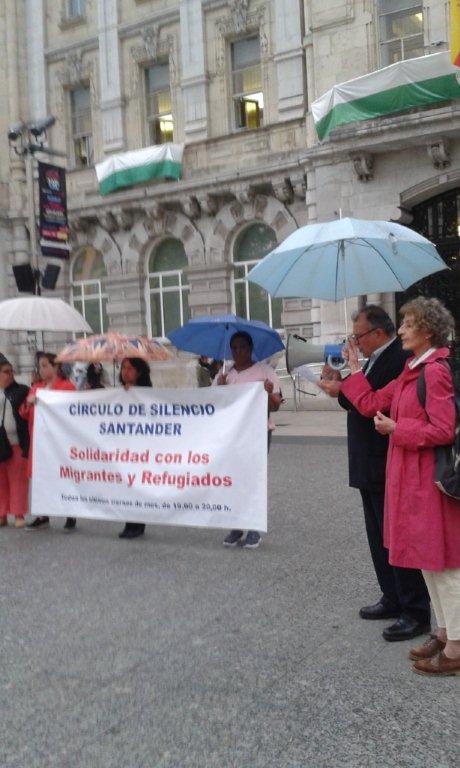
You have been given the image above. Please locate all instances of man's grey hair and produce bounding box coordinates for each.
[351,304,395,336]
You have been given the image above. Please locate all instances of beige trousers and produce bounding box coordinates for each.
[422,568,460,640]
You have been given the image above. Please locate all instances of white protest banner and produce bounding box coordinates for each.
[31,383,267,531]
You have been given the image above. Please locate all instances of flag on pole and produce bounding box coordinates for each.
[451,0,460,67]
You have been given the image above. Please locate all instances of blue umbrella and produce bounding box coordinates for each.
[167,314,284,362]
[247,218,448,302]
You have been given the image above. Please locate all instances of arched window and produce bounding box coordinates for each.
[233,223,282,327]
[147,237,189,338]
[71,247,108,334]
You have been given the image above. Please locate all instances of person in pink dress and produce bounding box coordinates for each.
[214,331,281,549]
[0,358,30,528]
[19,352,76,532]
[320,297,460,677]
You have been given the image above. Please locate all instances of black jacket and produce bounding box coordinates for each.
[338,338,410,490]
[3,381,30,458]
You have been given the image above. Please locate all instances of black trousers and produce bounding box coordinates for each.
[359,488,430,624]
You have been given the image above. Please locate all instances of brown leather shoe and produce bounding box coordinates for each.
[409,634,446,661]
[412,651,460,677]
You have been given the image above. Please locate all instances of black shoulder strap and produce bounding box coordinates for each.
[416,367,426,409]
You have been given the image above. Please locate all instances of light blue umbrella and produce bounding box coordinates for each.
[247,218,448,302]
[167,314,284,362]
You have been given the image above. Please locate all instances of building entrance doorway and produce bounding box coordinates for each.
[396,189,460,364]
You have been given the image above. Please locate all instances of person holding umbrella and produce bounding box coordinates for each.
[20,352,76,532]
[214,331,281,549]
[321,298,460,676]
[118,357,152,540]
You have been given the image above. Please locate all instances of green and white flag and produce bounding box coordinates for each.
[312,52,460,141]
[96,143,184,196]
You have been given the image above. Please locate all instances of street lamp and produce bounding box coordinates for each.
[7,116,65,295]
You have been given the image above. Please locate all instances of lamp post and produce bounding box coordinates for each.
[7,117,66,295]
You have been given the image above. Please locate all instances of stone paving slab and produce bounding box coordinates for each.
[1,443,457,768]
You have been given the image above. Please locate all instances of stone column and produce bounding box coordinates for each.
[25,0,47,120]
[274,0,305,121]
[179,0,208,141]
[97,0,125,153]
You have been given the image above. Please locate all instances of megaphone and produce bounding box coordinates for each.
[286,334,346,374]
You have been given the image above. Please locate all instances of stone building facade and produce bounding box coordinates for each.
[0,0,459,373]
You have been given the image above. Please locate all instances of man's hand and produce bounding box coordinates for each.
[318,379,342,398]
[215,372,227,386]
[264,378,274,394]
[320,363,341,382]
[374,411,395,435]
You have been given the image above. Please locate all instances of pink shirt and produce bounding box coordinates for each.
[213,361,281,430]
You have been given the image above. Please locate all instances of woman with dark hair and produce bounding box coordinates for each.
[214,331,282,549]
[20,352,76,531]
[0,358,30,528]
[321,297,460,677]
[118,357,152,539]
[85,363,106,390]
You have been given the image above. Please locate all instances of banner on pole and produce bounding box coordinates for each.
[31,384,268,531]
[38,161,70,258]
[451,0,460,67]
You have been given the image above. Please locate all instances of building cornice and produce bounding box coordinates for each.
[45,37,99,62]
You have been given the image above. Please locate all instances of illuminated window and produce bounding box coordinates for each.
[147,238,189,338]
[68,0,85,19]
[145,64,174,145]
[71,247,108,334]
[231,37,263,130]
[378,2,424,67]
[233,224,282,328]
[70,87,93,168]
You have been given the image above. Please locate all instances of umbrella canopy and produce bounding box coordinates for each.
[56,332,171,363]
[167,315,284,362]
[247,218,448,302]
[0,296,92,333]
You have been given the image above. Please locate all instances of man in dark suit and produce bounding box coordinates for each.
[321,305,430,642]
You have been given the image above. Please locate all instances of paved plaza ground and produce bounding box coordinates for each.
[1,429,458,768]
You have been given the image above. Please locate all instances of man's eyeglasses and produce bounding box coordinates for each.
[349,328,377,342]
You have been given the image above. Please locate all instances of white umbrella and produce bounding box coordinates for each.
[0,296,92,333]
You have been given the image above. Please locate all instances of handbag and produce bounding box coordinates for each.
[0,397,13,462]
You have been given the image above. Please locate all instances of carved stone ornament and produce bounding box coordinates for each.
[116,210,135,231]
[351,153,374,182]
[197,195,218,217]
[290,172,307,199]
[131,25,172,64]
[58,50,93,87]
[229,0,249,33]
[273,178,294,204]
[98,212,118,234]
[427,140,451,169]
[181,197,200,220]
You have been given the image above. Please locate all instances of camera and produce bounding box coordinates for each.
[7,122,25,142]
[29,116,55,138]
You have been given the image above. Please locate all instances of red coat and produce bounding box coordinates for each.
[19,378,76,478]
[341,348,460,571]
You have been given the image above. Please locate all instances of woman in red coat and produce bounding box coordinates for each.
[19,352,76,532]
[321,297,460,677]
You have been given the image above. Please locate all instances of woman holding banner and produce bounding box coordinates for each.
[20,352,76,532]
[214,331,281,549]
[118,357,152,540]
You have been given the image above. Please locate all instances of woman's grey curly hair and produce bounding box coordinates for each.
[399,297,454,348]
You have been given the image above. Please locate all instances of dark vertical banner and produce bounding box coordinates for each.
[38,161,70,258]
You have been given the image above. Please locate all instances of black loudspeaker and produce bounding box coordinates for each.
[42,264,61,290]
[12,264,36,294]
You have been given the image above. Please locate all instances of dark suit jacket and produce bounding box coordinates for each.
[338,338,410,490]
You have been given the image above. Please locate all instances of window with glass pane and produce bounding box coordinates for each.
[231,37,263,130]
[147,238,189,338]
[145,64,173,144]
[71,247,108,335]
[70,87,93,167]
[233,224,282,328]
[378,2,424,67]
[68,0,85,18]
